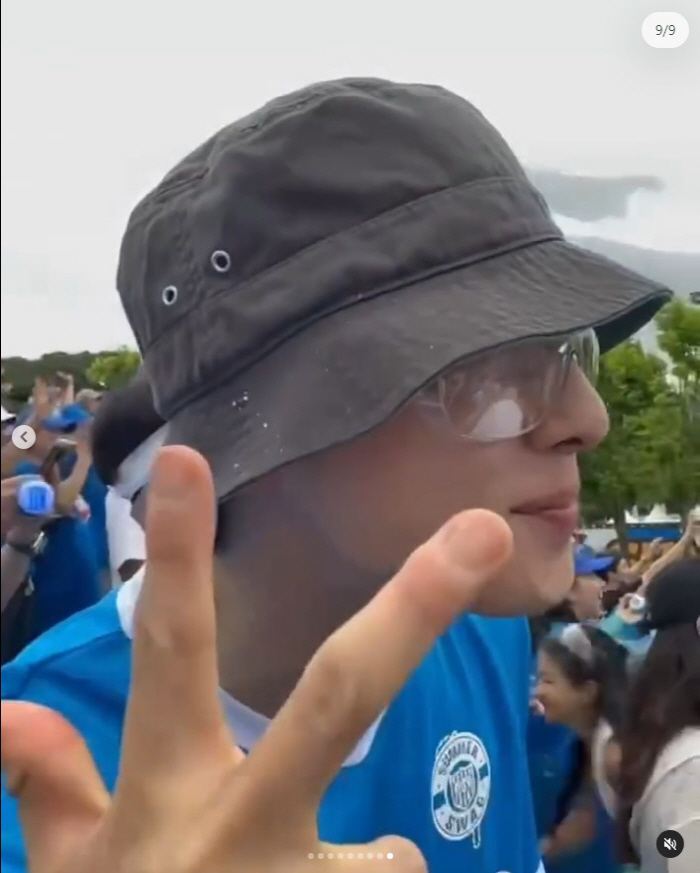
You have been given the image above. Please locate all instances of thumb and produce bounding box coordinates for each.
[1,701,109,873]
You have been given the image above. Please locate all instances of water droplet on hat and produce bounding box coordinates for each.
[262,422,268,428]
[231,391,250,410]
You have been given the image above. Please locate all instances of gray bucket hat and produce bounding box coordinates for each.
[116,78,672,501]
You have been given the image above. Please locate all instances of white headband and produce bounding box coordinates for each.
[113,425,168,501]
[558,623,595,665]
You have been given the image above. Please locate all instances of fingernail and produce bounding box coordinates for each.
[439,510,510,572]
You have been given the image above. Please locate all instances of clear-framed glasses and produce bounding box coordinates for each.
[414,328,599,443]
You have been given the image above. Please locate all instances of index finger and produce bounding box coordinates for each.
[243,509,512,818]
[118,447,230,789]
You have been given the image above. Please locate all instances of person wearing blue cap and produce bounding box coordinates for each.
[564,548,613,622]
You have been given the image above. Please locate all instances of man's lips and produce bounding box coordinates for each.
[511,490,580,537]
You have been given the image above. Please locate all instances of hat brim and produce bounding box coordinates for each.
[576,555,617,575]
[165,237,671,501]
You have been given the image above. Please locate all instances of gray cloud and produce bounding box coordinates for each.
[528,170,665,222]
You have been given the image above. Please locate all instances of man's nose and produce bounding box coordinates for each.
[528,365,609,454]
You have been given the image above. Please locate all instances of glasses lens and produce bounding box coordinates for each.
[416,328,597,443]
[570,328,599,384]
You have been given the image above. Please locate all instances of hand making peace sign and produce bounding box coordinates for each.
[1,446,513,873]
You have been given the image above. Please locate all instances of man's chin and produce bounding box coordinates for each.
[471,588,564,617]
[471,559,573,616]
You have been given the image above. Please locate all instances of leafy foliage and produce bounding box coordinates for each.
[2,351,102,405]
[2,347,141,409]
[581,300,700,548]
[86,347,141,389]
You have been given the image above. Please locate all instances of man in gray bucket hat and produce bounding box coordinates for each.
[2,79,671,873]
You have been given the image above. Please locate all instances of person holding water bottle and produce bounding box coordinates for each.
[1,475,55,662]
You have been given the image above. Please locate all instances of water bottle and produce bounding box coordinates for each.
[17,479,55,517]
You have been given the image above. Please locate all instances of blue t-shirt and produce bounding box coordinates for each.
[57,454,110,573]
[12,461,102,637]
[527,711,618,873]
[1,589,542,873]
[81,465,109,572]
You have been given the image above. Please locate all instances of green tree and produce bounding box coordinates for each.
[656,298,700,384]
[1,351,101,406]
[634,391,700,520]
[582,301,700,552]
[580,340,669,553]
[86,347,141,389]
[647,299,700,518]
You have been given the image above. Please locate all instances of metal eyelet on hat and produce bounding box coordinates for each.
[161,285,178,306]
[210,250,232,274]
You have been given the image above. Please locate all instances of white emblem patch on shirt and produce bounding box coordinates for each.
[431,731,491,847]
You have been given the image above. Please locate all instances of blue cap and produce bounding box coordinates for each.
[574,545,615,575]
[43,403,91,432]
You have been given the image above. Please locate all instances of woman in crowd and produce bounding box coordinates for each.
[528,548,612,869]
[534,624,629,872]
[616,558,700,873]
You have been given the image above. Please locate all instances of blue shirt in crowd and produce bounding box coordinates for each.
[527,631,622,873]
[527,709,618,873]
[2,578,543,873]
[12,460,102,638]
[57,453,110,573]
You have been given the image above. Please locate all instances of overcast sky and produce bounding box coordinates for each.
[2,0,699,358]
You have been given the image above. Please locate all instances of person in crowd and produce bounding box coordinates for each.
[600,518,699,665]
[1,79,671,873]
[641,513,699,578]
[52,372,75,407]
[1,476,57,664]
[526,543,644,871]
[599,560,639,615]
[1,476,53,601]
[616,558,700,873]
[10,418,102,641]
[90,371,165,586]
[573,529,595,558]
[527,609,588,873]
[75,388,103,415]
[598,583,654,667]
[0,378,57,478]
[535,625,629,872]
[533,549,610,634]
[624,537,665,582]
[42,402,111,588]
